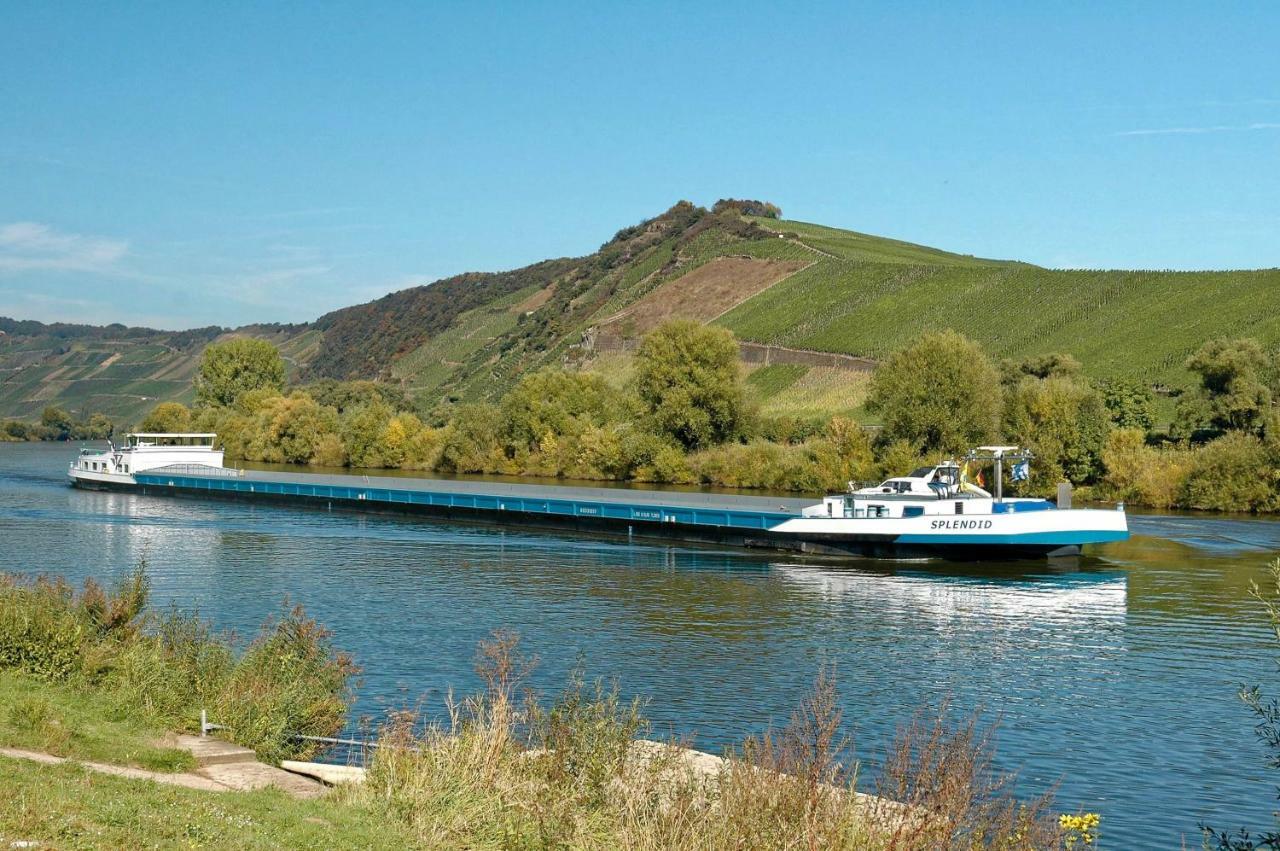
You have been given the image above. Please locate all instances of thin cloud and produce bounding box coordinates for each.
[0,222,128,272]
[1115,122,1280,137]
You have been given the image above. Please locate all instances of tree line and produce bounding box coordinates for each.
[117,325,1280,513]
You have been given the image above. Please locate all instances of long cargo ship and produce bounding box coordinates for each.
[69,433,1128,560]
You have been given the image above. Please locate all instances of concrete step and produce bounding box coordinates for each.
[174,734,257,767]
[200,761,326,799]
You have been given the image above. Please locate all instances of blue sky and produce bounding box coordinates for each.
[1,2,1277,329]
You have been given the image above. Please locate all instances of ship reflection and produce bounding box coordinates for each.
[769,561,1128,625]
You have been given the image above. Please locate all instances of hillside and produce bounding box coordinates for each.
[2,201,1278,426]
[0,319,312,425]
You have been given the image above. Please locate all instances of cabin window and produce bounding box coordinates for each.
[955,501,964,515]
[868,504,887,518]
[903,506,924,518]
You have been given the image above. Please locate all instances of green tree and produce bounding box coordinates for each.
[139,402,192,433]
[999,352,1082,387]
[1098,379,1155,432]
[633,321,744,450]
[262,394,340,465]
[866,331,1002,454]
[195,339,286,408]
[341,401,395,468]
[1176,338,1275,436]
[82,413,115,440]
[40,406,74,440]
[1004,375,1110,485]
[438,404,505,473]
[500,369,620,453]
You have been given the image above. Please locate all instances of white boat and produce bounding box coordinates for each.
[68,433,225,490]
[772,446,1128,557]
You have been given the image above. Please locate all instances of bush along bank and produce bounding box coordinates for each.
[0,565,354,765]
[128,324,1280,514]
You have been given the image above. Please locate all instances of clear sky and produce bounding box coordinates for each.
[2,2,1277,329]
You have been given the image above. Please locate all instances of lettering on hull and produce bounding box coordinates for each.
[930,519,994,530]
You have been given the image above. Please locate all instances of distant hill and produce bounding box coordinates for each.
[3,201,1278,425]
[0,319,312,425]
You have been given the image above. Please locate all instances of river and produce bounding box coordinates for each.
[3,441,1277,847]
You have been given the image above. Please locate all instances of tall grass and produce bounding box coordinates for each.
[343,632,1068,849]
[0,565,354,763]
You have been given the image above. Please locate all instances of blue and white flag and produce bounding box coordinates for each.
[1010,460,1030,482]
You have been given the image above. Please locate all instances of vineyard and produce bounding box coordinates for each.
[721,220,1280,387]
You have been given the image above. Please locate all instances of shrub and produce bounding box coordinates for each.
[1100,428,1192,508]
[139,402,193,434]
[0,566,354,764]
[208,605,357,763]
[0,569,148,682]
[1181,432,1278,512]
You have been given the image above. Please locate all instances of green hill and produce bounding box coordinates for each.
[719,217,1280,388]
[2,201,1277,427]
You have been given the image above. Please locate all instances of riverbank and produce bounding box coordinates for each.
[0,566,1079,848]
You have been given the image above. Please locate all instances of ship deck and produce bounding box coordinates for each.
[132,466,814,532]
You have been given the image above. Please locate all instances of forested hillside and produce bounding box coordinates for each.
[3,200,1278,427]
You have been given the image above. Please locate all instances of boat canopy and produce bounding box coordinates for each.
[125,433,217,448]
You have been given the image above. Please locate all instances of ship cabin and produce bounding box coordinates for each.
[70,433,223,478]
[803,461,995,520]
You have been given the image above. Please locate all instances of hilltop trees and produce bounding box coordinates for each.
[712,198,782,219]
[633,321,745,450]
[866,331,1002,455]
[195,338,286,408]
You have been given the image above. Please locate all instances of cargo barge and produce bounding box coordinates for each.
[68,433,1129,560]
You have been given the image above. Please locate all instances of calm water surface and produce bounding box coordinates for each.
[3,442,1278,847]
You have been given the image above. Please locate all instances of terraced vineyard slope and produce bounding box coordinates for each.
[719,217,1280,388]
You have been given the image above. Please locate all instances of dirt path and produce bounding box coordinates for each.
[0,735,326,799]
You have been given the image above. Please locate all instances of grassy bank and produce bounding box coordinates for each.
[0,757,414,850]
[0,671,193,772]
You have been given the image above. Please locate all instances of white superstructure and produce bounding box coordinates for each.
[68,433,225,488]
[771,446,1129,557]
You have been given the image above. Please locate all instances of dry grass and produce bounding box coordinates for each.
[757,366,873,420]
[599,257,807,337]
[341,634,1068,850]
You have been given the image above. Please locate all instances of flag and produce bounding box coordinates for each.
[1011,460,1030,482]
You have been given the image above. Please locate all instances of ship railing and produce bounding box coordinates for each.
[144,463,244,478]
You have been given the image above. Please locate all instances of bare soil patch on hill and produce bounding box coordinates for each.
[599,256,807,338]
